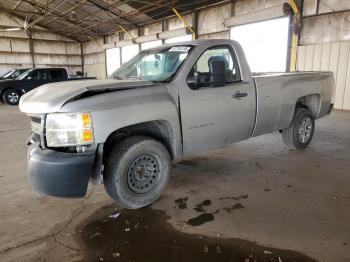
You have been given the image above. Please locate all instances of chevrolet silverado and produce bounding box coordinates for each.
[19,39,335,209]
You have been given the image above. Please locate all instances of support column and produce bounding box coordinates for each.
[161,20,168,44]
[80,42,85,76]
[192,11,198,39]
[27,30,35,68]
[289,0,301,72]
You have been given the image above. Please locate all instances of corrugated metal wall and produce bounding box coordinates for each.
[83,38,106,78]
[299,2,350,111]
[297,42,350,110]
[0,14,83,76]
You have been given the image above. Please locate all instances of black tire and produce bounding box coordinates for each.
[104,136,171,209]
[2,89,21,106]
[282,107,315,150]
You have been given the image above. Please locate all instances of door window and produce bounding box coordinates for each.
[187,45,241,90]
[29,70,50,80]
[50,69,63,80]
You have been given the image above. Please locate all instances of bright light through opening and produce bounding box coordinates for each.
[141,40,162,50]
[122,44,139,64]
[230,17,290,73]
[106,48,120,76]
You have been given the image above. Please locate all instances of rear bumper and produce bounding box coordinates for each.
[27,143,98,198]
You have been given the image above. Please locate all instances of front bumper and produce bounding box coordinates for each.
[27,143,98,198]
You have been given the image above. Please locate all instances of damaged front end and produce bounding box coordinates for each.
[26,113,103,198]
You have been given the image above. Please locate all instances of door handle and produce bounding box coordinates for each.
[233,92,248,99]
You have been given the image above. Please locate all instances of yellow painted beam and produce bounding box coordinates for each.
[290,33,298,71]
[289,0,300,14]
[289,0,300,71]
[172,8,195,39]
[119,25,136,40]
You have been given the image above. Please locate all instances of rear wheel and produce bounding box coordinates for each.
[104,136,171,209]
[2,89,21,105]
[282,107,315,150]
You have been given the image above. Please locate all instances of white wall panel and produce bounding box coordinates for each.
[312,44,323,71]
[67,56,82,65]
[11,39,30,53]
[84,40,104,54]
[198,4,231,35]
[65,42,81,55]
[1,53,31,64]
[320,43,331,71]
[33,41,66,54]
[0,39,11,52]
[303,0,317,16]
[84,52,106,79]
[297,45,307,71]
[235,0,285,15]
[144,22,162,35]
[297,41,350,110]
[304,45,315,71]
[334,42,350,109]
[34,54,67,65]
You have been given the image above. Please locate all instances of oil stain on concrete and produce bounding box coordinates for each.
[76,204,317,262]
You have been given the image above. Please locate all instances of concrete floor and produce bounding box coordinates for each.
[0,104,349,262]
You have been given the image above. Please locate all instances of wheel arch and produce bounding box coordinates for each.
[0,87,11,100]
[295,94,321,118]
[102,120,177,164]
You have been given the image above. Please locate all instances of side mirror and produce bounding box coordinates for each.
[209,60,225,87]
[187,71,199,90]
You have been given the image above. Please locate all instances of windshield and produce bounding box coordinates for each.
[1,69,29,79]
[17,69,34,80]
[0,70,14,79]
[112,45,193,82]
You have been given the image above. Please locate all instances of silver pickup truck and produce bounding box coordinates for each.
[19,39,335,209]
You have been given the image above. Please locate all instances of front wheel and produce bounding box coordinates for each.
[282,107,315,150]
[2,89,21,105]
[104,136,171,209]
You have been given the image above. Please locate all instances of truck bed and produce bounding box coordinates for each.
[251,71,334,137]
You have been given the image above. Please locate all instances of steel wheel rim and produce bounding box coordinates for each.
[126,154,160,194]
[297,116,313,144]
[8,92,19,103]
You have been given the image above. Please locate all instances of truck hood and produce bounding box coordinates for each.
[19,79,156,114]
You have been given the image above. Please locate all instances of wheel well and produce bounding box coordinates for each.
[296,94,320,118]
[0,88,9,98]
[0,87,17,98]
[0,88,10,102]
[103,120,176,163]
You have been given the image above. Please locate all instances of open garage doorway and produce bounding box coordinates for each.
[230,17,290,73]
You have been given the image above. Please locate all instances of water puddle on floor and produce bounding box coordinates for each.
[76,203,316,262]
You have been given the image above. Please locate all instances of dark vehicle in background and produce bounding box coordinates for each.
[0,68,96,105]
[0,68,31,80]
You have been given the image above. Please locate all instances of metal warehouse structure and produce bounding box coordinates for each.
[0,0,350,109]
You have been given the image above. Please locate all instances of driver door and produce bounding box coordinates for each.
[23,69,51,91]
[180,45,256,155]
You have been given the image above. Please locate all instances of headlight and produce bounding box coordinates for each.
[46,112,94,147]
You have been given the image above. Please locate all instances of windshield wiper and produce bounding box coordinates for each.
[129,76,143,80]
[114,75,123,80]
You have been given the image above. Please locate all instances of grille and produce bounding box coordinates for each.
[31,116,41,124]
